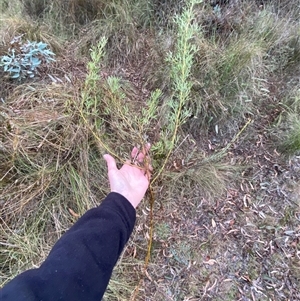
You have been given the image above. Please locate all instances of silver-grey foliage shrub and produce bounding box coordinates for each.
[0,35,55,80]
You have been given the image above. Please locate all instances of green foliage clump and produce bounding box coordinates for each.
[151,0,200,179]
[81,37,162,157]
[280,115,300,155]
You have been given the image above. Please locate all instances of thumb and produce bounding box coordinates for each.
[103,154,117,172]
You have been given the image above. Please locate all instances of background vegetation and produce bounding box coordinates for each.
[1,0,299,300]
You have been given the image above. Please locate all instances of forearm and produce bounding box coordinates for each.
[0,192,136,301]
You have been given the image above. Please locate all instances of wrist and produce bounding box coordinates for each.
[122,194,140,209]
[111,191,139,209]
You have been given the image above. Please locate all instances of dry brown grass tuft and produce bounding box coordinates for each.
[21,0,107,25]
[0,18,62,54]
[0,83,80,214]
[0,78,110,284]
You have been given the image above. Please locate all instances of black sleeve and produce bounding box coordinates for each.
[0,192,136,301]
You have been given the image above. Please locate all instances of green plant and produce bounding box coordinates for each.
[151,0,200,182]
[80,36,162,158]
[81,37,107,120]
[279,114,300,155]
[0,35,55,79]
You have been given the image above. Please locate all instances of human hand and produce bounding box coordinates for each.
[103,145,151,208]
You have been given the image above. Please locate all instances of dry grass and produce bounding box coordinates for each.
[1,0,300,300]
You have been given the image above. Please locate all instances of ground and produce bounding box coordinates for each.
[0,0,300,300]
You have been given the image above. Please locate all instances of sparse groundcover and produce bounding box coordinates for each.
[1,0,300,300]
